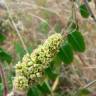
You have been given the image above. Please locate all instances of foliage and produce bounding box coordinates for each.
[0,0,95,96]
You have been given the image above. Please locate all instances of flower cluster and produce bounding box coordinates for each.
[13,33,63,92]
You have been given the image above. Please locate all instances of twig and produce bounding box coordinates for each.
[83,0,96,22]
[0,63,8,96]
[77,54,87,65]
[51,76,59,96]
[83,79,96,89]
[52,76,59,92]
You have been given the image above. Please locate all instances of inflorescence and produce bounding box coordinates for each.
[13,33,63,93]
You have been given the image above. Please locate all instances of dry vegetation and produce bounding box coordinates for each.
[1,0,96,96]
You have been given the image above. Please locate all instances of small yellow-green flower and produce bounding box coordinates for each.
[13,76,28,91]
[30,33,63,66]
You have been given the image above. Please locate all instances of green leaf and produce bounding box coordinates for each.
[14,42,26,59]
[0,34,6,42]
[52,55,62,66]
[27,46,33,53]
[51,55,62,73]
[67,30,86,52]
[37,21,49,34]
[38,80,51,94]
[58,41,74,64]
[45,67,58,80]
[55,22,62,33]
[27,86,41,96]
[0,83,3,96]
[79,4,90,18]
[0,48,12,63]
[77,89,91,96]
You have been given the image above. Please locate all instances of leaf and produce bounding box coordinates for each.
[79,4,90,18]
[77,89,91,96]
[55,22,62,33]
[37,21,49,34]
[0,48,12,63]
[0,34,6,42]
[27,86,41,96]
[58,41,74,64]
[67,30,86,52]
[52,55,62,66]
[0,83,3,96]
[27,46,33,54]
[38,80,51,94]
[14,42,26,59]
[45,67,58,80]
[51,55,62,73]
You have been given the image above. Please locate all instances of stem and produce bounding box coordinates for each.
[50,76,59,96]
[83,0,96,22]
[77,54,87,65]
[71,0,87,66]
[52,76,59,92]
[0,63,8,96]
[84,80,96,89]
